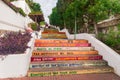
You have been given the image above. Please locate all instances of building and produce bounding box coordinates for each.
[0,0,33,31]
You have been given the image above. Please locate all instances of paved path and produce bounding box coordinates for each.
[0,73,120,80]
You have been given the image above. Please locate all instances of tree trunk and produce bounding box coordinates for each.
[93,21,98,35]
[64,19,66,28]
[85,23,89,33]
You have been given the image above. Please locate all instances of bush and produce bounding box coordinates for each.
[18,8,26,17]
[97,30,120,50]
[0,31,31,55]
[29,23,37,31]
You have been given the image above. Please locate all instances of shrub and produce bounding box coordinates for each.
[18,8,27,17]
[0,31,31,55]
[29,23,37,31]
[97,29,120,50]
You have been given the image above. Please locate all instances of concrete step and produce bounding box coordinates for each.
[34,47,94,51]
[32,50,98,56]
[31,55,102,62]
[28,66,113,77]
[29,60,107,69]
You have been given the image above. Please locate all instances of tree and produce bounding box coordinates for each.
[25,0,42,12]
[50,0,120,34]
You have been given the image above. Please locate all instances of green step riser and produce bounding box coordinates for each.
[28,68,113,77]
[30,62,107,69]
[34,47,94,51]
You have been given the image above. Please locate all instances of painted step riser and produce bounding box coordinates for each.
[35,43,91,47]
[42,32,65,34]
[43,31,59,33]
[31,56,102,62]
[32,50,98,56]
[42,31,65,35]
[28,68,113,77]
[29,62,107,69]
[44,29,59,32]
[35,39,88,44]
[42,34,67,39]
[34,47,94,51]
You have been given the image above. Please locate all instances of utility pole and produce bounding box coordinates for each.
[74,2,77,39]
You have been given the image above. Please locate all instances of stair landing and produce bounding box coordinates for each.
[1,73,120,80]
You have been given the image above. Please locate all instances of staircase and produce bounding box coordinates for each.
[28,28,113,77]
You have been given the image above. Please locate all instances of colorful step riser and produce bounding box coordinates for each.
[43,29,59,32]
[30,61,107,69]
[42,32,65,34]
[35,43,91,47]
[32,50,98,56]
[34,47,94,51]
[43,31,59,33]
[31,55,102,62]
[35,39,88,44]
[42,31,59,33]
[42,33,67,36]
[41,34,67,39]
[41,36,67,39]
[28,67,113,77]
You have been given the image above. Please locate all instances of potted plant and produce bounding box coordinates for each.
[0,31,35,78]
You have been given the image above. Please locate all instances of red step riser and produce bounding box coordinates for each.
[31,56,102,62]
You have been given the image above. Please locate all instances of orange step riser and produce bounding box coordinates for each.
[35,43,91,47]
[35,39,88,44]
[32,50,98,56]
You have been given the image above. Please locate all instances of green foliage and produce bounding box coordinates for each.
[97,28,120,50]
[18,8,26,17]
[25,0,42,12]
[49,7,63,28]
[49,0,120,33]
[29,23,37,31]
[29,11,42,15]
[40,21,45,25]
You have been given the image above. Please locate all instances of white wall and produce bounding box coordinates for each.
[11,0,31,14]
[61,28,120,76]
[0,1,33,31]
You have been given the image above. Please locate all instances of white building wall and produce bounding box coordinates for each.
[11,0,31,14]
[0,0,33,31]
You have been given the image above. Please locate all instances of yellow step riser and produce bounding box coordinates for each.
[28,67,113,77]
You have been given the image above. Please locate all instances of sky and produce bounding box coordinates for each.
[33,0,58,24]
